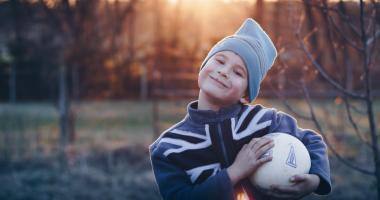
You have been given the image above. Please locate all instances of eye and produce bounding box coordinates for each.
[216,58,225,65]
[234,69,243,77]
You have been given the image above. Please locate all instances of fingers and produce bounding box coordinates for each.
[290,174,307,183]
[251,139,274,167]
[246,137,274,163]
[249,137,273,151]
[248,138,260,150]
[255,140,274,159]
[256,154,273,166]
[241,144,248,151]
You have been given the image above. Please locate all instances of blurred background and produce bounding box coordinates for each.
[0,0,379,199]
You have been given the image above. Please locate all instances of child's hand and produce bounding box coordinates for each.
[227,137,274,185]
[263,174,320,199]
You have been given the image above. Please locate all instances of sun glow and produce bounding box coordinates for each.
[167,0,178,4]
[166,0,256,5]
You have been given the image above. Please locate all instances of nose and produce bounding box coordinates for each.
[217,67,229,78]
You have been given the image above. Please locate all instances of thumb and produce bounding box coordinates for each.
[290,174,307,183]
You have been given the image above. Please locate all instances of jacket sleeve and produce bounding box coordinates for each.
[149,144,234,200]
[268,110,332,195]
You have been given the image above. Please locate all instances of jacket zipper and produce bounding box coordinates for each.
[217,123,230,166]
[218,123,251,200]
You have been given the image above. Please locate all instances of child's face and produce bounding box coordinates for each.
[198,51,248,106]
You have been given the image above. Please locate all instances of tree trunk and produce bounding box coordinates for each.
[9,63,16,103]
[303,1,321,64]
[140,63,148,101]
[59,64,69,167]
[152,100,160,141]
[253,0,264,24]
[151,0,165,140]
[359,1,380,198]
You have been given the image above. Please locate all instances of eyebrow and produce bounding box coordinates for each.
[234,62,245,70]
[216,53,246,73]
[215,54,227,59]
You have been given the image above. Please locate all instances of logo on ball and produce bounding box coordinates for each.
[286,145,297,168]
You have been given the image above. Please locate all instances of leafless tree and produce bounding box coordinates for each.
[8,0,24,104]
[40,0,76,167]
[152,0,166,140]
[280,0,379,198]
[253,0,265,24]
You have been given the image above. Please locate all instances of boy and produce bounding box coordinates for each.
[149,18,331,200]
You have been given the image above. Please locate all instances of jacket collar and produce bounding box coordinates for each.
[187,100,242,124]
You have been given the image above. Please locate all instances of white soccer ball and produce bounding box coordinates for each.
[249,132,311,189]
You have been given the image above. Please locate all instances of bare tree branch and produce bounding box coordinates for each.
[296,32,366,99]
[295,4,366,100]
[367,27,379,67]
[366,3,379,68]
[358,1,380,195]
[291,1,380,197]
[367,29,380,45]
[344,97,367,115]
[307,2,362,37]
[275,55,314,121]
[300,81,374,175]
[328,14,363,51]
[342,96,372,148]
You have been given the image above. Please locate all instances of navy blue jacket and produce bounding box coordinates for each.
[149,101,331,200]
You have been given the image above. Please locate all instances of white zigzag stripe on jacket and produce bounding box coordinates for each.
[231,107,272,140]
[186,163,221,183]
[160,124,212,157]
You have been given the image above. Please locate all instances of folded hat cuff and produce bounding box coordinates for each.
[200,37,262,102]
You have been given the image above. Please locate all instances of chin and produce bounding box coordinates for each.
[203,87,223,98]
[209,93,237,106]
[201,85,239,104]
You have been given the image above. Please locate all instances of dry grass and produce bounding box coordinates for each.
[0,99,378,199]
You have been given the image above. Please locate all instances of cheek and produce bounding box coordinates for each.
[198,69,209,88]
[198,64,215,81]
[234,80,248,96]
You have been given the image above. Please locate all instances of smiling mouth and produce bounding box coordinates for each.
[209,75,229,88]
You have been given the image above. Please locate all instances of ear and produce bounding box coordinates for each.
[239,96,249,104]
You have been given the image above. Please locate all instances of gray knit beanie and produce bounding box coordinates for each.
[200,18,277,102]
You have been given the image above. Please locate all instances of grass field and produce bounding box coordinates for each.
[0,99,379,199]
